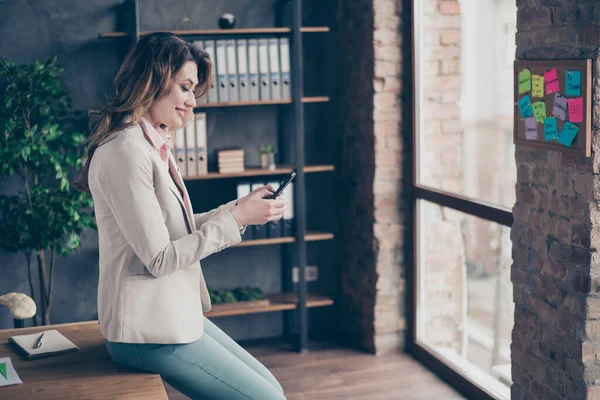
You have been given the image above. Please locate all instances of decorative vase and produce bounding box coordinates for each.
[260,152,276,170]
[218,13,236,29]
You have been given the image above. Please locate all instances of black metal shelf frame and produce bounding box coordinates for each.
[113,0,330,353]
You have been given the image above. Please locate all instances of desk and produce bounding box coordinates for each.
[0,321,168,399]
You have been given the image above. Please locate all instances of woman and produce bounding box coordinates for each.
[74,32,288,400]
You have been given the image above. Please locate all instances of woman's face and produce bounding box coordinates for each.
[146,60,198,130]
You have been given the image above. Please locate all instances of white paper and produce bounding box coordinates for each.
[0,357,22,387]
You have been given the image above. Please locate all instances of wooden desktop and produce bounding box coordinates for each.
[0,321,168,399]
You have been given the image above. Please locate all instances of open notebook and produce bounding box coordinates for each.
[8,329,79,361]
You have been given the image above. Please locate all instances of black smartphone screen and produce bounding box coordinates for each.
[269,172,296,199]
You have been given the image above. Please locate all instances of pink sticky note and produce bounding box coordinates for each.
[544,68,559,95]
[568,97,583,123]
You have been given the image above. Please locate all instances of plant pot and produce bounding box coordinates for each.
[260,152,276,170]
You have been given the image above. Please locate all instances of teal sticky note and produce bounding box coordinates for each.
[566,70,581,96]
[544,117,558,140]
[518,95,533,119]
[557,121,579,147]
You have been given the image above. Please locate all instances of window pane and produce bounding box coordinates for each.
[416,199,513,399]
[415,0,517,209]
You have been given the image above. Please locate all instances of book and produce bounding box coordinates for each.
[8,329,79,361]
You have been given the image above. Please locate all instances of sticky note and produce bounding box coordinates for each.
[568,97,583,123]
[533,100,546,124]
[544,68,559,94]
[566,70,581,96]
[519,69,531,94]
[544,117,558,140]
[518,95,533,119]
[552,93,567,120]
[557,121,579,147]
[532,74,544,98]
[0,362,5,380]
[525,117,538,140]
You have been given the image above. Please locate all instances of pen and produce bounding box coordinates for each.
[33,333,44,349]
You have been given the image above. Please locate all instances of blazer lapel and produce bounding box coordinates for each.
[135,117,195,233]
[167,152,195,232]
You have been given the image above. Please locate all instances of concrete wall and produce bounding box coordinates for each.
[0,0,340,342]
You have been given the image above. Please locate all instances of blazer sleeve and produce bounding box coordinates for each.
[193,200,237,228]
[99,145,242,277]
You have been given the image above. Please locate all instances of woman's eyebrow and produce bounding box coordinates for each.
[184,78,198,87]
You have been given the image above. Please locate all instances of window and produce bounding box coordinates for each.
[412,1,516,399]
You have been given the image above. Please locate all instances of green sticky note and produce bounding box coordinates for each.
[533,101,546,123]
[0,362,6,380]
[519,69,531,94]
[532,74,544,98]
[544,117,558,140]
[557,121,579,147]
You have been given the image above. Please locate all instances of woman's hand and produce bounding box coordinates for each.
[229,185,287,227]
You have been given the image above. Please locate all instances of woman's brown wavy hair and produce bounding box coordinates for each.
[73,32,212,194]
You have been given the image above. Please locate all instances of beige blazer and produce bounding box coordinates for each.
[88,119,242,344]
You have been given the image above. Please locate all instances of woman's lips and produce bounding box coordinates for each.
[176,108,186,118]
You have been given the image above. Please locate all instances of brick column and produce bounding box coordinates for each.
[511,2,600,399]
[338,0,407,354]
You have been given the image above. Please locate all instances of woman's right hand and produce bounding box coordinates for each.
[229,185,287,227]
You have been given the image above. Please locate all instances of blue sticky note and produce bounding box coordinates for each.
[518,95,533,119]
[566,70,581,96]
[544,117,558,140]
[557,121,579,147]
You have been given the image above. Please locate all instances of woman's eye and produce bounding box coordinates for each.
[181,86,190,93]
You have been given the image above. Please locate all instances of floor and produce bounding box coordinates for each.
[163,338,466,400]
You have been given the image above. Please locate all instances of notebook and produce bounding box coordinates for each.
[8,329,79,361]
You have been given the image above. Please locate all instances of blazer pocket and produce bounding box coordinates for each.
[123,274,156,281]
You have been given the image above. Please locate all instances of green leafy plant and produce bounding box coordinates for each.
[208,286,266,304]
[259,144,277,154]
[0,56,96,326]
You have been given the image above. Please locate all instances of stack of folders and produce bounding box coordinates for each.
[172,112,207,178]
[218,148,245,173]
[193,37,291,103]
[236,180,294,240]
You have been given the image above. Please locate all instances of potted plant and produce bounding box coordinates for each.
[0,56,96,326]
[259,144,277,170]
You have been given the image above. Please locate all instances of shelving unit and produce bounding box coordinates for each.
[206,293,334,318]
[232,231,334,248]
[98,27,330,38]
[182,164,334,180]
[107,0,334,353]
[194,96,329,108]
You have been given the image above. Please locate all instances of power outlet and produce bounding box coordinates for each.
[292,266,318,283]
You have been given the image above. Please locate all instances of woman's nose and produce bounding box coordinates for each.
[185,92,197,108]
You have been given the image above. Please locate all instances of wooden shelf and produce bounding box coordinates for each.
[194,96,329,109]
[206,292,334,318]
[183,164,334,181]
[98,27,330,39]
[232,231,334,248]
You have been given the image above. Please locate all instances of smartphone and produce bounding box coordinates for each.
[269,172,296,199]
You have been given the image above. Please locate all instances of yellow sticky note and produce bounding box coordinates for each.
[532,75,544,98]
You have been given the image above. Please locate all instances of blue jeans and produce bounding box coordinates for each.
[105,317,286,400]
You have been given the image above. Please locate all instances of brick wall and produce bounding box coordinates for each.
[418,0,465,351]
[511,2,600,399]
[338,0,407,354]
